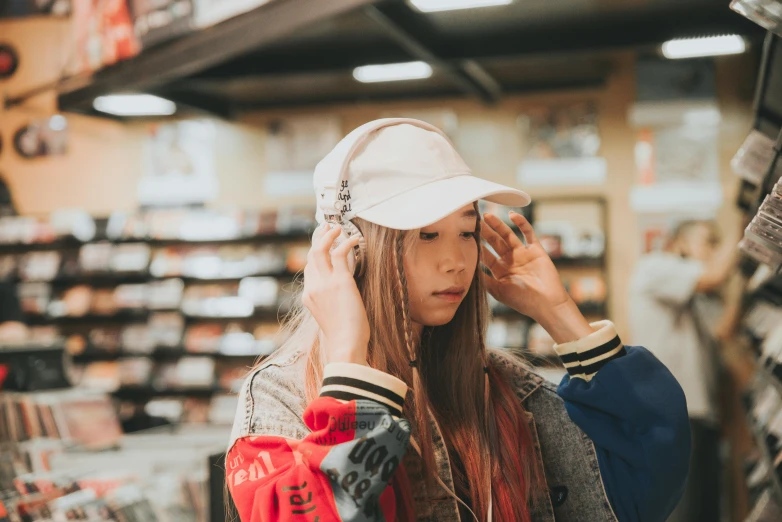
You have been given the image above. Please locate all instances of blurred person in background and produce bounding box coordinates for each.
[629,220,738,522]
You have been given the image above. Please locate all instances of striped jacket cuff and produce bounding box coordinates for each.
[320,363,408,417]
[553,320,626,382]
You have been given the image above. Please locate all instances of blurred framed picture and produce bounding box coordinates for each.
[13,116,68,159]
[138,120,218,206]
[264,115,342,197]
[518,102,600,160]
[517,102,606,186]
[266,115,342,174]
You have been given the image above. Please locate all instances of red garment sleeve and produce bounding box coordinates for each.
[227,363,410,522]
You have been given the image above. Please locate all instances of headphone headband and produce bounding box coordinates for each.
[318,118,456,221]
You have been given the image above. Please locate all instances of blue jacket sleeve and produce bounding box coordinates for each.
[554,323,691,522]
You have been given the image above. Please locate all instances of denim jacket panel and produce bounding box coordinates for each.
[229,350,617,522]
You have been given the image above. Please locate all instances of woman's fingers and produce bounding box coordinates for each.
[310,224,341,272]
[483,213,525,252]
[509,212,539,246]
[481,244,506,277]
[330,233,361,274]
[481,218,512,257]
[312,221,327,242]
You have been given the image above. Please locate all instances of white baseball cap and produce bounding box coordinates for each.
[314,118,531,230]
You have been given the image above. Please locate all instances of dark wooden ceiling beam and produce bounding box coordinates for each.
[190,43,410,80]
[442,5,762,60]
[152,88,236,119]
[189,2,762,81]
[235,76,606,111]
[57,0,378,112]
[363,2,502,104]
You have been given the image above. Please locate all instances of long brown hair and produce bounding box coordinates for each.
[268,210,541,521]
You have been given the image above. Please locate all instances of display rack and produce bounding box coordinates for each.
[0,325,244,520]
[0,232,310,254]
[0,415,227,521]
[51,0,375,115]
[733,27,782,520]
[759,364,782,400]
[0,209,314,409]
[746,406,782,505]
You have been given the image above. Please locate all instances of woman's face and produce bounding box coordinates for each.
[403,204,479,328]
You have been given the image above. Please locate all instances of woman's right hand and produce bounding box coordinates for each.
[302,223,370,366]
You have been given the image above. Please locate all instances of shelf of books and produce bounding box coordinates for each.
[0,207,314,415]
[729,25,782,520]
[741,282,782,517]
[5,202,610,384]
[0,340,234,522]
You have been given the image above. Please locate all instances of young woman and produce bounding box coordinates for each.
[226,119,690,522]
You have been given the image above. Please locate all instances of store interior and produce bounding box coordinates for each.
[1,0,782,520]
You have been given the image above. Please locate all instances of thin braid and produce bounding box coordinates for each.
[393,229,436,493]
[394,231,415,361]
[475,207,495,519]
[474,207,491,374]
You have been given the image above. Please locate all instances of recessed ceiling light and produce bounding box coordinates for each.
[409,0,513,12]
[661,34,746,59]
[353,61,433,83]
[93,94,177,117]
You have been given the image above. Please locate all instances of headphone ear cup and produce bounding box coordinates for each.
[353,231,366,278]
[341,220,366,278]
[328,224,365,277]
[330,227,354,273]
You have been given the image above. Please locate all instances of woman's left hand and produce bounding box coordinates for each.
[481,212,593,344]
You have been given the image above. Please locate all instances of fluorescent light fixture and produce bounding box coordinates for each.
[93,94,176,116]
[353,61,433,83]
[409,0,513,12]
[661,34,746,59]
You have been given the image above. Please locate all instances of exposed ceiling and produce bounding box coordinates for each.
[54,0,765,118]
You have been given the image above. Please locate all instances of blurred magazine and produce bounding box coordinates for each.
[71,0,140,74]
[1,390,121,450]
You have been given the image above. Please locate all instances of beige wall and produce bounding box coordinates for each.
[0,18,272,216]
[0,17,755,338]
[0,17,138,215]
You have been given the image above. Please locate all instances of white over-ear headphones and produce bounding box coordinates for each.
[317,120,447,279]
[326,216,367,278]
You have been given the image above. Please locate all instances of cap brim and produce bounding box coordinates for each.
[355,175,531,230]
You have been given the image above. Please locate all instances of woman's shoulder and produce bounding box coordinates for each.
[255,347,309,372]
[242,348,309,402]
[488,349,561,404]
[230,349,310,445]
